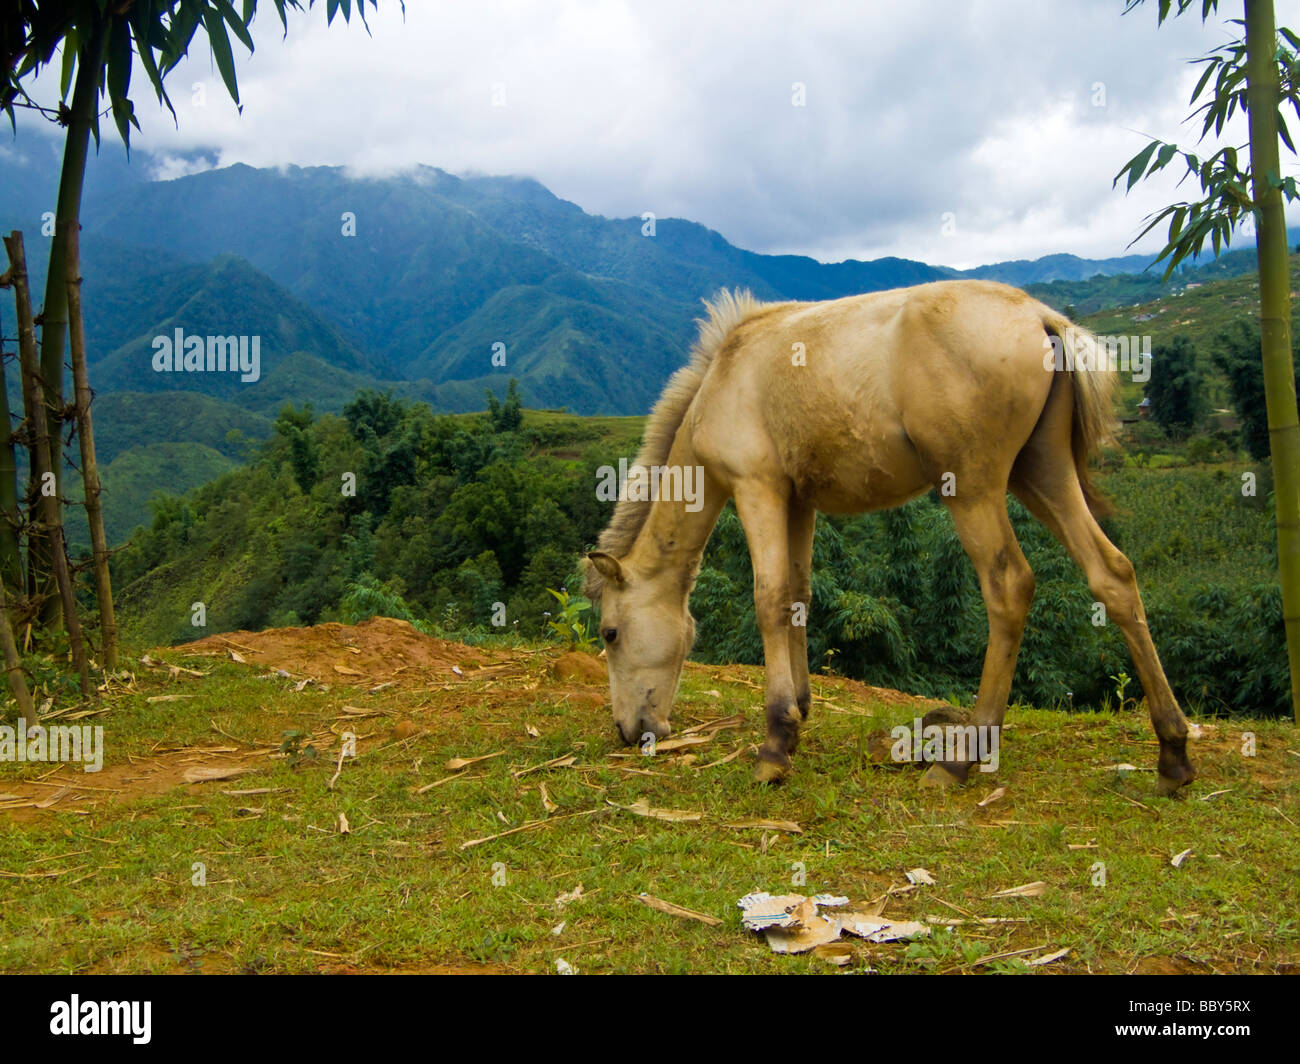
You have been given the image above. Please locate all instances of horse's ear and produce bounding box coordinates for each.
[586,552,625,586]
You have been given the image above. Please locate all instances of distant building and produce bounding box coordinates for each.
[1138,397,1152,419]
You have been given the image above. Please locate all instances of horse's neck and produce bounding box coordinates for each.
[628,422,725,595]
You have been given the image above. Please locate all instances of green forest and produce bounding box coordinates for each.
[108,286,1291,718]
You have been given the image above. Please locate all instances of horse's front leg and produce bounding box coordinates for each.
[787,499,816,723]
[734,482,801,782]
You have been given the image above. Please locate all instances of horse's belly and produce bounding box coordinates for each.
[795,437,930,514]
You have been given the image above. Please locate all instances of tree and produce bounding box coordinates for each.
[500,378,524,433]
[2,232,91,695]
[1,0,392,632]
[274,403,320,493]
[67,222,117,668]
[1145,335,1208,436]
[485,378,525,433]
[344,389,405,442]
[1118,0,1300,723]
[1213,319,1300,459]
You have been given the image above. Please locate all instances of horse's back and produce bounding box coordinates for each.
[690,280,1063,510]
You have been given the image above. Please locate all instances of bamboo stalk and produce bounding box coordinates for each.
[34,16,107,630]
[2,232,91,697]
[64,225,117,672]
[1245,0,1300,723]
[0,273,26,595]
[0,578,35,728]
[12,245,42,606]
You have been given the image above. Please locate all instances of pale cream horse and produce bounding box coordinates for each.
[585,280,1195,795]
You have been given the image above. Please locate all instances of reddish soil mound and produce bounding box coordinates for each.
[178,616,503,688]
[819,674,949,713]
[688,662,948,715]
[549,651,607,683]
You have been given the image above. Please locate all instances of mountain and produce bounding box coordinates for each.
[965,252,1156,284]
[6,143,1264,423]
[0,141,1289,550]
[87,249,377,384]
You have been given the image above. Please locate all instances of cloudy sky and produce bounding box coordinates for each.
[15,0,1300,268]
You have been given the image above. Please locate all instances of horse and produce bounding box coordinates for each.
[584,280,1196,795]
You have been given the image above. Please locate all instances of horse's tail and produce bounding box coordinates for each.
[1039,308,1117,519]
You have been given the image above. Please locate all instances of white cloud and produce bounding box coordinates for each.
[13,0,1300,267]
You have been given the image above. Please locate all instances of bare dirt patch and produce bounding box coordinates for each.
[0,744,280,822]
[1,621,555,822]
[178,616,509,689]
[321,961,507,975]
[0,621,950,824]
[1131,955,1214,975]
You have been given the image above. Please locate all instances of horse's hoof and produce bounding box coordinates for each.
[754,758,791,784]
[1155,740,1196,797]
[1155,767,1196,797]
[920,763,965,789]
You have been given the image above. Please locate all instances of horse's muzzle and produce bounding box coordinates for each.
[615,717,670,745]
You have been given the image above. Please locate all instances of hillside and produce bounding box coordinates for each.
[1,617,1296,974]
[91,393,272,466]
[1073,255,1300,418]
[1025,245,1265,316]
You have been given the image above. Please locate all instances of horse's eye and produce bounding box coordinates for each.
[601,627,618,645]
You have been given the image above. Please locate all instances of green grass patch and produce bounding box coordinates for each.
[2,646,1296,974]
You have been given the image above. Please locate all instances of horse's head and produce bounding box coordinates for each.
[586,551,696,746]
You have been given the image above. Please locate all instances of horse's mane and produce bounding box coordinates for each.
[584,288,767,597]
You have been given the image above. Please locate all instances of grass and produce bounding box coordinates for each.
[1,643,1297,975]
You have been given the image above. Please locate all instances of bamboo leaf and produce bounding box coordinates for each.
[164,2,206,74]
[1168,205,1187,242]
[59,26,79,102]
[126,2,170,110]
[1190,56,1219,104]
[213,0,255,53]
[106,15,134,150]
[1123,139,1161,191]
[201,6,241,106]
[1225,181,1253,208]
[1279,112,1296,154]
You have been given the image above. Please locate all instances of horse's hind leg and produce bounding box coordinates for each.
[921,493,1036,788]
[787,499,816,723]
[734,480,802,782]
[1011,469,1194,795]
[1009,386,1194,795]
